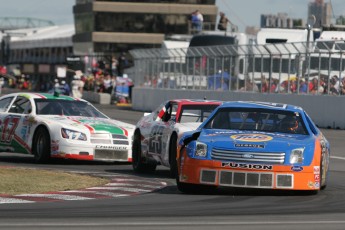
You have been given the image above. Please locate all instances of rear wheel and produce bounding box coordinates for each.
[169,134,178,178]
[32,127,51,163]
[132,132,157,173]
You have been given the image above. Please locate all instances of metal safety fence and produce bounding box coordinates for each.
[130,40,345,96]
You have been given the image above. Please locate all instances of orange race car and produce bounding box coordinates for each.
[176,101,330,193]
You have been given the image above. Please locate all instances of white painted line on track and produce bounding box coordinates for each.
[86,186,151,192]
[15,194,94,201]
[331,155,345,160]
[61,190,129,197]
[105,183,166,188]
[0,197,35,204]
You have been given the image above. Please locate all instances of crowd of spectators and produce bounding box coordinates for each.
[138,73,345,96]
[2,53,134,103]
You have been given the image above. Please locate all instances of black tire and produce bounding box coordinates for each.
[169,134,178,178]
[32,126,51,163]
[132,132,157,173]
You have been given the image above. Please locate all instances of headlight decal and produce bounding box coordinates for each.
[290,148,304,164]
[61,128,87,141]
[195,141,207,157]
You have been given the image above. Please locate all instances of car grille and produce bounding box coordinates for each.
[211,148,285,164]
[200,169,293,189]
[94,150,128,161]
[91,133,129,145]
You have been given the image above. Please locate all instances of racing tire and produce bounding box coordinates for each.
[132,132,157,173]
[169,134,178,178]
[320,152,328,190]
[32,126,51,163]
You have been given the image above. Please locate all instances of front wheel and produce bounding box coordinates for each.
[320,151,328,190]
[32,127,51,163]
[132,132,157,173]
[169,135,178,178]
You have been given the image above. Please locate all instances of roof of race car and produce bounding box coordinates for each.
[4,92,84,101]
[170,99,222,105]
[219,101,304,112]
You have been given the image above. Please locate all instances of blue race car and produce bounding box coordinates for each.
[176,101,330,193]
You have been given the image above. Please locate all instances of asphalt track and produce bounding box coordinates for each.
[0,104,344,230]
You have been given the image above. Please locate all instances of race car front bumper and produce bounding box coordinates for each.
[178,152,322,190]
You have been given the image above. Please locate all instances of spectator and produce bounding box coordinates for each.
[195,10,203,33]
[60,80,71,96]
[190,10,203,34]
[308,77,319,94]
[289,79,297,93]
[103,72,112,94]
[270,79,278,93]
[299,78,307,94]
[111,75,117,95]
[260,75,269,93]
[340,77,345,95]
[111,57,118,76]
[218,12,229,31]
[330,75,340,95]
[117,52,128,76]
[71,74,83,98]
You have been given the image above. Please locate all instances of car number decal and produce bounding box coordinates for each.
[0,115,21,143]
[148,125,164,154]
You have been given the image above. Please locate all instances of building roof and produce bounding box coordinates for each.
[7,24,75,49]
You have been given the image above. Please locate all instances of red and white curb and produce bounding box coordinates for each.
[0,174,167,204]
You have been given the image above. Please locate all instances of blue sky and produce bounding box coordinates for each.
[0,0,343,32]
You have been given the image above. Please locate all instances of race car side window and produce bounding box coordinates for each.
[161,102,172,122]
[0,97,14,112]
[304,112,318,135]
[8,97,31,114]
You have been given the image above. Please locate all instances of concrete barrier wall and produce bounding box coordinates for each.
[82,91,111,104]
[0,88,111,105]
[132,87,345,129]
[2,87,342,129]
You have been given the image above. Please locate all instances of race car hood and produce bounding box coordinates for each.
[40,115,135,136]
[198,129,314,151]
[175,122,201,133]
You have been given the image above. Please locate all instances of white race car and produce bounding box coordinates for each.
[132,99,221,177]
[0,92,135,163]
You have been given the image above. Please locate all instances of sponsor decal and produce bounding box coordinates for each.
[235,143,264,148]
[314,182,320,189]
[314,166,320,174]
[308,181,314,188]
[231,134,273,142]
[51,140,60,153]
[314,174,320,182]
[221,162,273,170]
[95,145,128,150]
[291,166,304,172]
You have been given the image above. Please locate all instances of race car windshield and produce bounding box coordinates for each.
[204,108,308,135]
[35,99,108,118]
[179,105,220,123]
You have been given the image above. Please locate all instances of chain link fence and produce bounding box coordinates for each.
[130,40,345,96]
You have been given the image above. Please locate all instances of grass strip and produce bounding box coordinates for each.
[0,167,109,195]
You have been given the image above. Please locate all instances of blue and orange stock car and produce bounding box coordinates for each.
[177,101,330,193]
